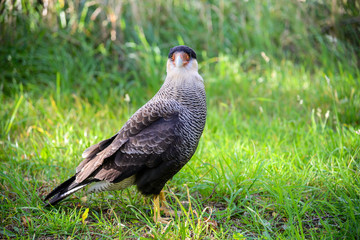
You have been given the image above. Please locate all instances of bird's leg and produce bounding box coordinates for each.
[159,191,175,216]
[153,195,160,222]
[153,194,170,224]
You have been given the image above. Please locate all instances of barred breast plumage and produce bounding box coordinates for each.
[44,45,206,209]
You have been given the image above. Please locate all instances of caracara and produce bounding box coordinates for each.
[44,45,207,223]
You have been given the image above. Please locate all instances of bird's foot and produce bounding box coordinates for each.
[153,215,172,224]
[160,206,181,217]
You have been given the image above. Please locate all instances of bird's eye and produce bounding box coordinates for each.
[171,54,175,61]
[184,53,190,61]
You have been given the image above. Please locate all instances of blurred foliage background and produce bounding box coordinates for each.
[1,0,359,95]
[1,0,359,128]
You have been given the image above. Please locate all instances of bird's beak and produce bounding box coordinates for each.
[174,52,189,68]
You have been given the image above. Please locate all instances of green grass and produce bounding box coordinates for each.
[1,0,360,239]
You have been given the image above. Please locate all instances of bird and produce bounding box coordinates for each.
[44,45,207,223]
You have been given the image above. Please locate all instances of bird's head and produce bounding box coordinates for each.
[167,45,198,74]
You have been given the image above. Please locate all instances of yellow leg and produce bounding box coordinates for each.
[153,195,161,223]
[159,191,166,204]
[152,191,173,223]
[159,191,175,216]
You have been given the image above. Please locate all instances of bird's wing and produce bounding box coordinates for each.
[92,114,179,182]
[75,100,181,183]
[77,133,118,168]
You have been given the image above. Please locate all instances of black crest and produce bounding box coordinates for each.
[168,45,197,59]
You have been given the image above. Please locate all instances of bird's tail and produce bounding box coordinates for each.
[44,175,93,206]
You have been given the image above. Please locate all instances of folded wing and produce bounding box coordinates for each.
[75,102,181,184]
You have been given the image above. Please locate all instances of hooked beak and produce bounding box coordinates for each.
[174,52,189,67]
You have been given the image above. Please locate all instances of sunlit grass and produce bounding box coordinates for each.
[1,50,359,238]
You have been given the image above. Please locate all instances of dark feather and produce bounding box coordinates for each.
[88,114,179,183]
[168,45,196,59]
[76,134,118,173]
[44,176,95,206]
[75,102,179,183]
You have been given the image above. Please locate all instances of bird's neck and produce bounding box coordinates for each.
[165,69,203,87]
[157,71,204,102]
